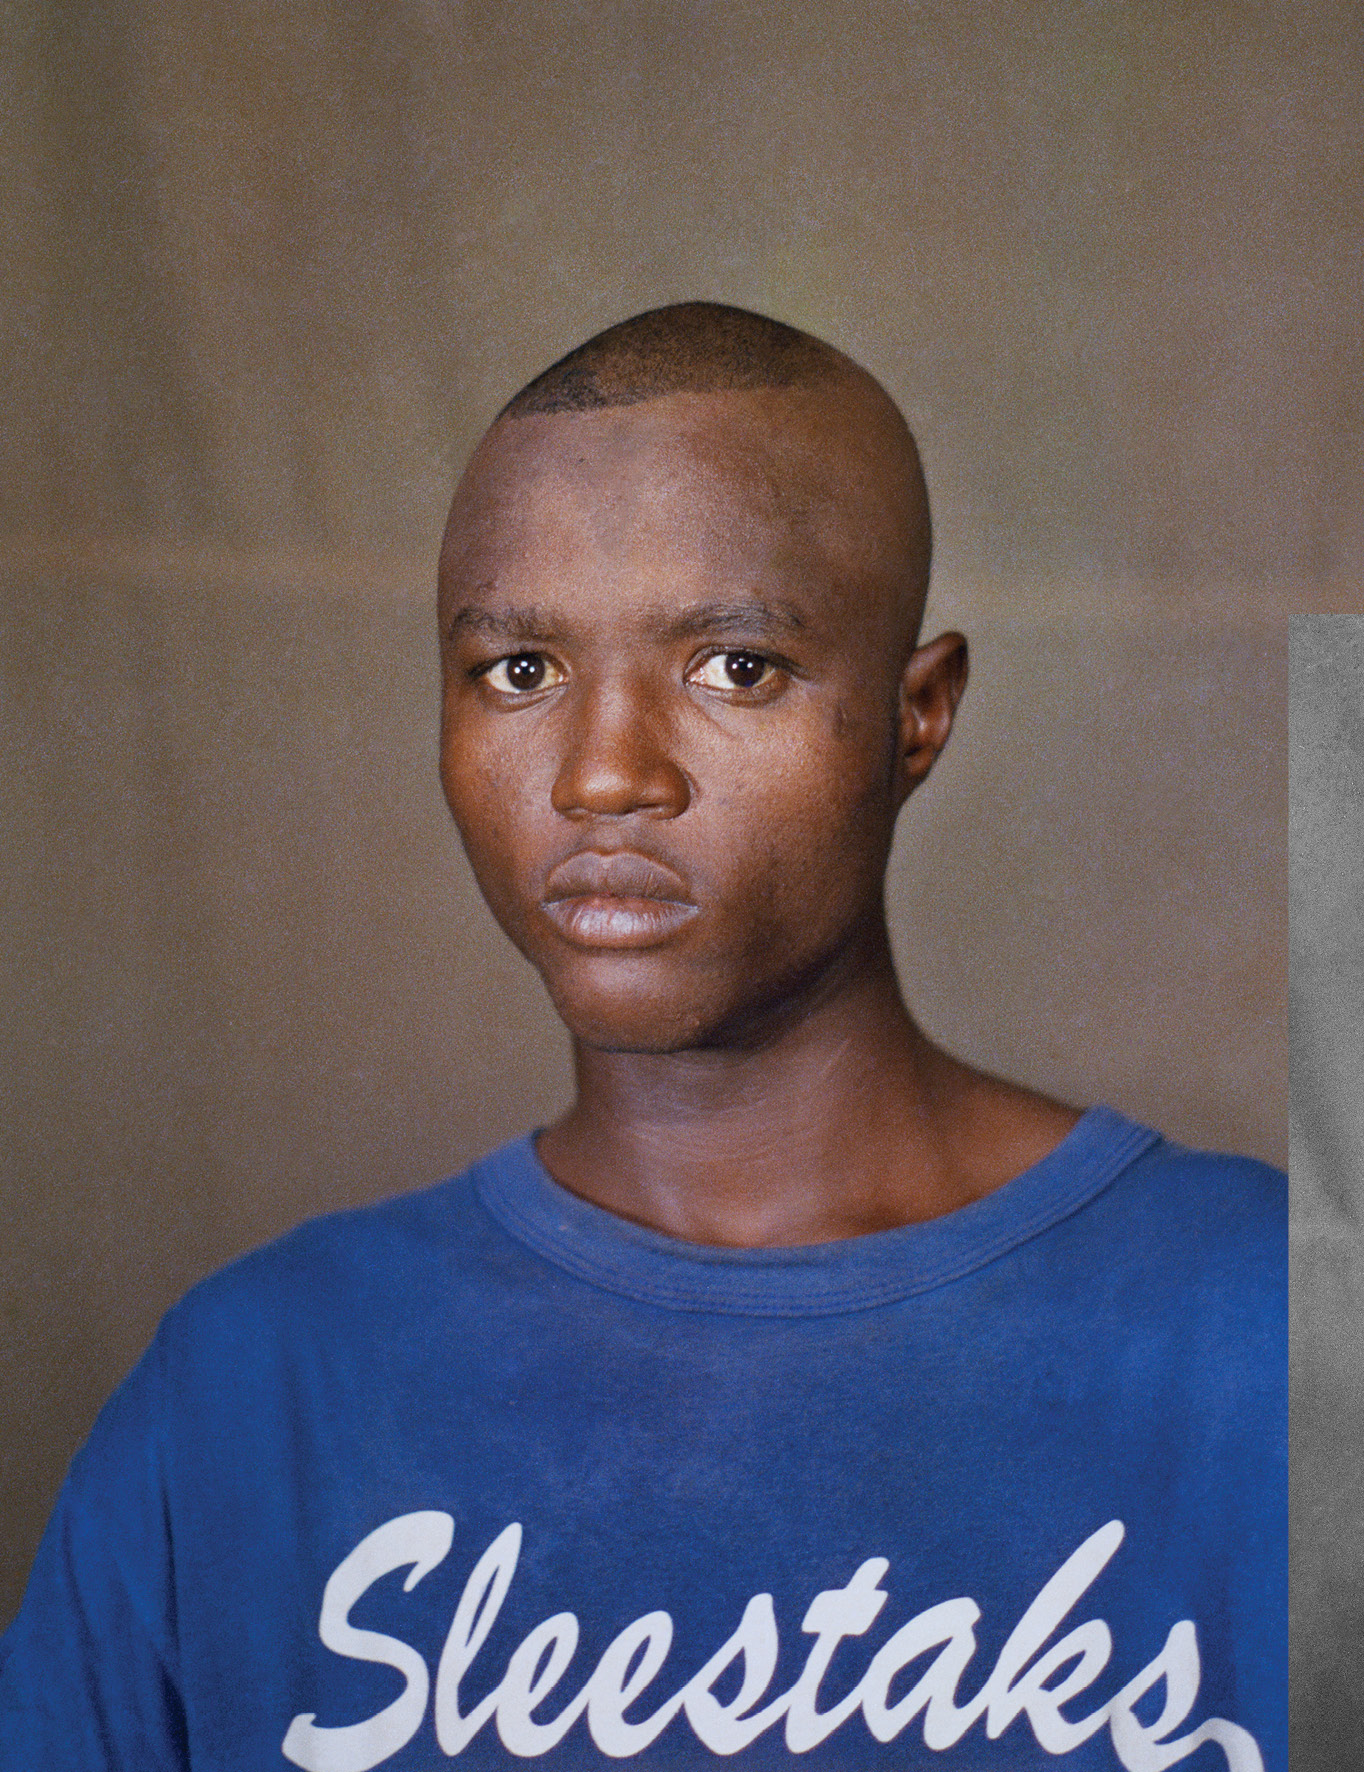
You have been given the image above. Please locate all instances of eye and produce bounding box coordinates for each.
[688,651,778,692]
[482,652,565,694]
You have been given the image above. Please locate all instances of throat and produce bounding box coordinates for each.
[536,979,1003,1248]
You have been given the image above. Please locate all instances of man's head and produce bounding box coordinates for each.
[438,302,965,1053]
[490,302,932,635]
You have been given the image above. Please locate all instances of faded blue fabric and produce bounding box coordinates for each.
[0,1108,1285,1770]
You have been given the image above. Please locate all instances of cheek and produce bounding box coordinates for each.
[439,736,542,918]
[703,728,896,927]
[442,700,549,825]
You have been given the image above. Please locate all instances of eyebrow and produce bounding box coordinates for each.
[659,598,808,643]
[444,595,809,647]
[444,602,563,644]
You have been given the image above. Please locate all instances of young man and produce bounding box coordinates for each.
[1,304,1285,1771]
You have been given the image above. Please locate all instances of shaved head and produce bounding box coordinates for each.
[460,302,933,645]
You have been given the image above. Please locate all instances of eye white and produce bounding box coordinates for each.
[690,652,776,691]
[484,653,565,693]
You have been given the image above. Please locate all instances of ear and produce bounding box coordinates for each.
[895,631,968,805]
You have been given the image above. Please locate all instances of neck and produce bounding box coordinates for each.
[537,930,1012,1246]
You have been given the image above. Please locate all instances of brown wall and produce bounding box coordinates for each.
[3,0,1356,1628]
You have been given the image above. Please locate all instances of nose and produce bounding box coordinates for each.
[550,677,691,820]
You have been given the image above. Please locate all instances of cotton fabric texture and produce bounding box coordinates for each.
[0,1109,1285,1770]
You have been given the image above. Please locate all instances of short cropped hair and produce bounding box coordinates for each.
[500,302,845,418]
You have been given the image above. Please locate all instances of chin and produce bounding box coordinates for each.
[537,956,733,1054]
[542,960,818,1057]
[550,994,713,1055]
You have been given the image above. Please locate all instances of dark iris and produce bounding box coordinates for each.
[724,652,767,688]
[505,653,546,690]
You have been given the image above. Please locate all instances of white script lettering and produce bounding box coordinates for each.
[282,1514,1265,1771]
[282,1510,454,1772]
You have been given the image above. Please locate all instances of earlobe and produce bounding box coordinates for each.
[897,632,968,802]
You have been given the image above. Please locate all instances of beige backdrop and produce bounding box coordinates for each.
[2,0,1355,1637]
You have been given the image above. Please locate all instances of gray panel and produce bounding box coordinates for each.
[1290,614,1364,1768]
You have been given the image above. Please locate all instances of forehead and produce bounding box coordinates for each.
[440,389,906,629]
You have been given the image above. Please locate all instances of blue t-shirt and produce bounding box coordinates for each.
[1,1108,1285,1771]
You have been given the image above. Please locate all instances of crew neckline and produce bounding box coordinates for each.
[472,1106,1161,1317]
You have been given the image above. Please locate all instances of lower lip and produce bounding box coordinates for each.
[542,895,699,950]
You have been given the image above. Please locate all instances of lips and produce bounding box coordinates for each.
[541,849,699,950]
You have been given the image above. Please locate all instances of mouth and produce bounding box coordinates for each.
[541,850,700,951]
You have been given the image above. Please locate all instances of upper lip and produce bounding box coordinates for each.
[543,849,694,905]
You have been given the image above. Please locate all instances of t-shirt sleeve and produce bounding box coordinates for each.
[0,1329,188,1771]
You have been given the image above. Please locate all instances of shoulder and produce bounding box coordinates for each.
[1079,1117,1286,1333]
[158,1138,527,1358]
[1115,1128,1285,1252]
[45,1143,534,1529]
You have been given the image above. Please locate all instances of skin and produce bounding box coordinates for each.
[438,371,1079,1247]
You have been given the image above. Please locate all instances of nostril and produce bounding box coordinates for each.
[550,750,691,819]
